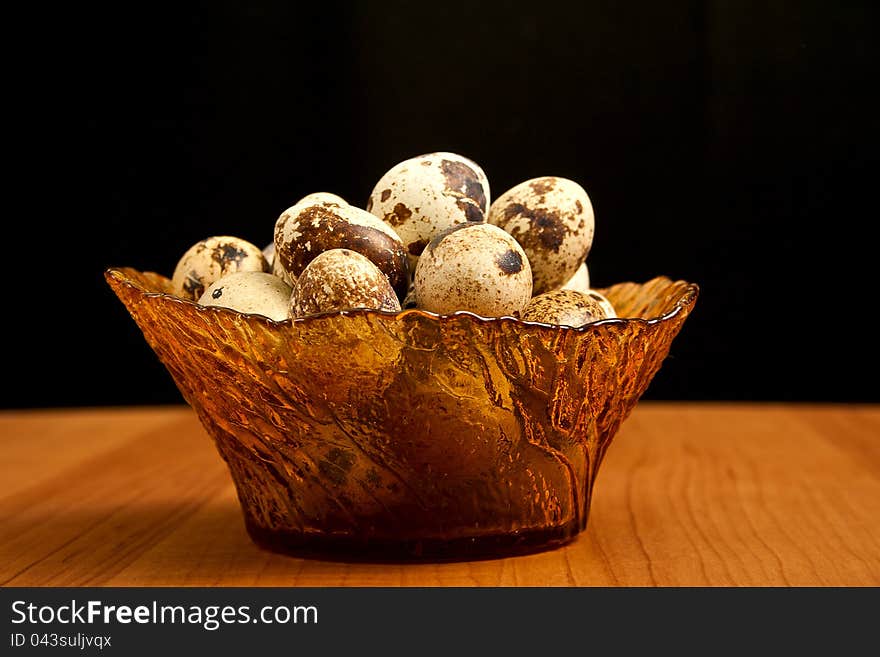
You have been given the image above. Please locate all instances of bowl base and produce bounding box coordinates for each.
[244,517,585,563]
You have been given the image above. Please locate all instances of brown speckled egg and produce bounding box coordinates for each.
[366,152,490,268]
[274,201,409,300]
[290,249,401,318]
[488,176,594,295]
[584,289,617,319]
[171,236,269,300]
[198,271,292,321]
[521,289,609,327]
[561,262,590,294]
[414,223,532,317]
[295,192,347,207]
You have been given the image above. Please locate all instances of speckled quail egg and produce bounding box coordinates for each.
[269,195,338,280]
[583,289,616,318]
[274,201,409,300]
[295,192,347,207]
[270,194,348,283]
[198,271,292,321]
[366,152,490,268]
[521,289,609,327]
[172,236,269,300]
[561,262,590,294]
[488,176,594,296]
[414,223,532,317]
[289,248,401,318]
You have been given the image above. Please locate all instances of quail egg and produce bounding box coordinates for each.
[171,236,269,301]
[561,262,590,294]
[414,223,532,317]
[488,176,594,296]
[521,289,609,327]
[295,192,347,207]
[366,152,490,268]
[198,271,292,321]
[274,201,409,300]
[583,289,617,318]
[289,248,401,318]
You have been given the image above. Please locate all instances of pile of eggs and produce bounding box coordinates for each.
[169,152,617,327]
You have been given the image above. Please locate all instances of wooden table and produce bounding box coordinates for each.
[2,403,878,586]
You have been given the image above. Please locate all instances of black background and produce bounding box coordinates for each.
[9,1,878,408]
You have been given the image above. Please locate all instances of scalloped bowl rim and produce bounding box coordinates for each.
[105,267,699,332]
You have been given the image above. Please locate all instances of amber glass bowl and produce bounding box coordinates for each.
[107,267,698,560]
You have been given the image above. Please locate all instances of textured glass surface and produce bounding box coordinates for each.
[107,267,698,559]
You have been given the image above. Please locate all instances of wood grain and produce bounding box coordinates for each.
[1,403,878,586]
